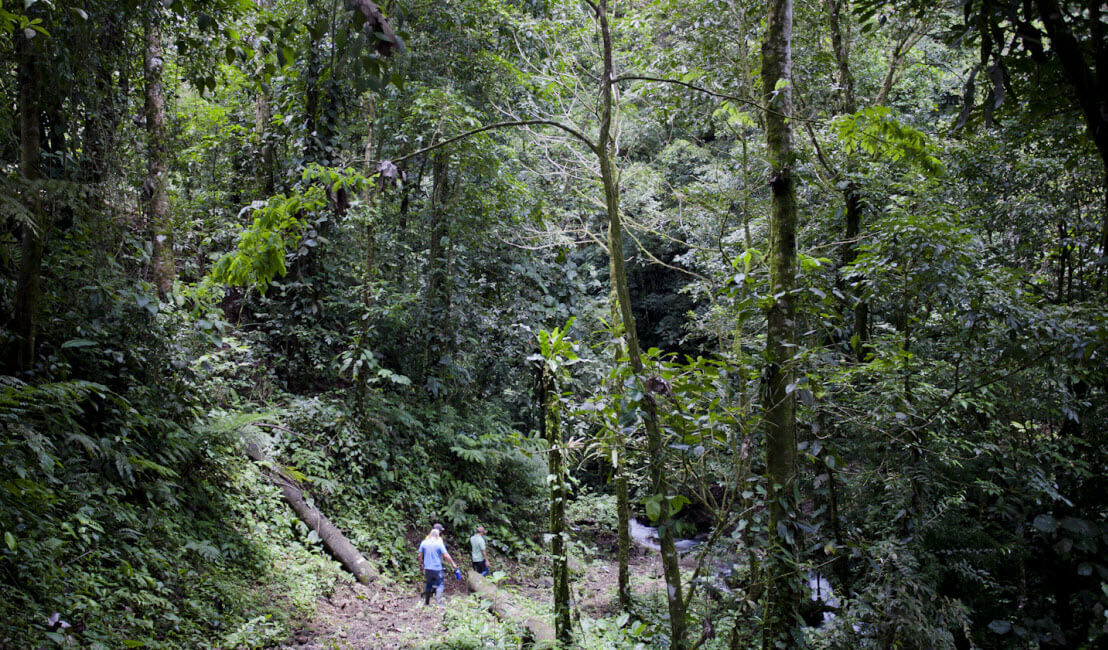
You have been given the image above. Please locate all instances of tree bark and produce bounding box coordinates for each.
[595,1,686,645]
[466,571,557,648]
[826,0,871,358]
[244,442,378,584]
[425,152,452,384]
[81,20,122,184]
[144,7,175,295]
[843,187,869,356]
[12,29,44,372]
[1033,0,1108,288]
[353,94,380,407]
[616,455,632,609]
[542,364,572,645]
[760,0,801,647]
[255,93,275,195]
[826,0,856,115]
[606,291,633,611]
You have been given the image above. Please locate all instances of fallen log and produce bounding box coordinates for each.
[465,570,556,648]
[244,441,378,584]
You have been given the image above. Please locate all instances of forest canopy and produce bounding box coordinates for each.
[1,0,1105,648]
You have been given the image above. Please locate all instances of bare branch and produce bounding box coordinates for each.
[378,120,597,166]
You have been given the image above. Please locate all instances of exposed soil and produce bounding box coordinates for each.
[282,535,674,649]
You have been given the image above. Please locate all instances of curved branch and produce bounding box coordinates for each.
[379,120,597,166]
[614,74,825,125]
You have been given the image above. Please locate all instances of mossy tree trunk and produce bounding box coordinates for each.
[12,28,43,372]
[825,0,871,359]
[143,5,174,296]
[594,1,685,644]
[542,362,572,645]
[759,0,801,647]
[607,293,633,611]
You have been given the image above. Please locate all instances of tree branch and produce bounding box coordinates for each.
[614,74,825,124]
[378,120,597,166]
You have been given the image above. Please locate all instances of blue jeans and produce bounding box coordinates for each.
[423,569,444,604]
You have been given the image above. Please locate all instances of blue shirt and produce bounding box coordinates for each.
[418,538,448,570]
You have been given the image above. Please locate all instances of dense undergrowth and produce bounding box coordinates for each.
[0,375,338,648]
[0,215,550,648]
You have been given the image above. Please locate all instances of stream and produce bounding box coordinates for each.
[629,519,840,627]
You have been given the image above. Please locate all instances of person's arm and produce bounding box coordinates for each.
[417,547,424,573]
[443,550,458,569]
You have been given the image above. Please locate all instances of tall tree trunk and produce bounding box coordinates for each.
[843,187,869,356]
[595,2,685,645]
[81,21,121,184]
[353,95,381,407]
[144,8,174,295]
[826,0,871,358]
[607,292,633,611]
[826,0,856,115]
[615,458,632,609]
[760,0,801,647]
[12,30,44,372]
[542,364,572,645]
[255,93,275,195]
[253,0,275,194]
[1033,0,1108,288]
[425,152,452,385]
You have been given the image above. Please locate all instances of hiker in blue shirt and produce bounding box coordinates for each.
[417,524,459,606]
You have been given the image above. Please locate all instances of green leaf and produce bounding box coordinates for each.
[4,531,15,551]
[987,620,1011,635]
[667,495,690,517]
[61,339,97,349]
[1032,514,1057,533]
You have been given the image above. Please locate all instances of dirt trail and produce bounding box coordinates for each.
[282,545,669,649]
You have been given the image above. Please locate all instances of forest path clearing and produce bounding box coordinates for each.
[282,546,670,649]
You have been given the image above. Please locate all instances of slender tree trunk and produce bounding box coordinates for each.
[353,95,381,407]
[615,462,632,609]
[826,0,855,115]
[255,93,275,195]
[608,292,633,611]
[12,30,44,372]
[826,0,871,358]
[304,6,322,162]
[843,187,869,355]
[542,364,572,645]
[81,21,121,184]
[875,22,925,108]
[1033,0,1108,288]
[252,0,275,194]
[425,152,451,384]
[144,8,174,295]
[595,2,685,644]
[760,0,801,647]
